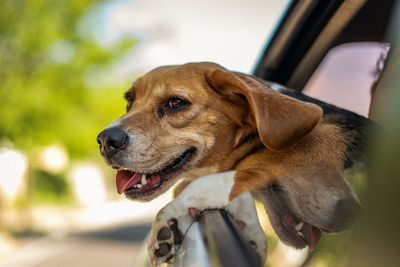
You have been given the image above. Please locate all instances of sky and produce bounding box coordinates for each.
[100,0,286,76]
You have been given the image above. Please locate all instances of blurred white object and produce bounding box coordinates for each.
[39,145,68,173]
[0,148,28,200]
[48,39,76,64]
[268,241,309,267]
[70,164,106,207]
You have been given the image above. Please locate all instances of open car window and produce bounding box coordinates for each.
[303,42,390,117]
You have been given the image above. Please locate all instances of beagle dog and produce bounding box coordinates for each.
[97,62,373,266]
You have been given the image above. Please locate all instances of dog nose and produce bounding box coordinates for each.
[334,198,361,230]
[97,128,129,157]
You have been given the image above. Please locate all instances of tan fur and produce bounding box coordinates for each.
[229,123,349,199]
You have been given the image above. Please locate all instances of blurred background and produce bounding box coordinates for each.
[0,0,397,267]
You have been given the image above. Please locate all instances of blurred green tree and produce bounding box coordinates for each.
[0,0,136,158]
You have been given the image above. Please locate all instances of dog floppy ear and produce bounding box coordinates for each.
[206,69,323,150]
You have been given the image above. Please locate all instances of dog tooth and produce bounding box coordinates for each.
[137,184,143,189]
[298,231,304,238]
[141,174,147,185]
[295,222,304,231]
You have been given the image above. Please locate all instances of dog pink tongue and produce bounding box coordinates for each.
[302,223,322,251]
[116,170,141,194]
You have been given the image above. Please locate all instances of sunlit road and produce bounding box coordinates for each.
[0,222,151,267]
[0,187,172,267]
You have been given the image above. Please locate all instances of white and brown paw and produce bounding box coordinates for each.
[147,205,197,266]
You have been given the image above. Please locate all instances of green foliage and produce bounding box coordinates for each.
[30,169,75,205]
[0,0,136,158]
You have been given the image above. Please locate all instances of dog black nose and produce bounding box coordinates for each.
[97,128,129,157]
[334,198,361,230]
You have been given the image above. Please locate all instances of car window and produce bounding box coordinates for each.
[303,42,390,117]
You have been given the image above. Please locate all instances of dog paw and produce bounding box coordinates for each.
[148,206,197,266]
[226,193,268,263]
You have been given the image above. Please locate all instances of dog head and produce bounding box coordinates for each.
[265,167,360,250]
[97,63,242,201]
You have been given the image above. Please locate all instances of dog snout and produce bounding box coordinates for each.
[332,197,361,231]
[97,127,129,157]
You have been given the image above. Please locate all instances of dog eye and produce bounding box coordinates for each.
[166,97,190,111]
[124,91,135,112]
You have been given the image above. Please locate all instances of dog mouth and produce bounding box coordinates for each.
[267,185,322,250]
[113,147,196,197]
